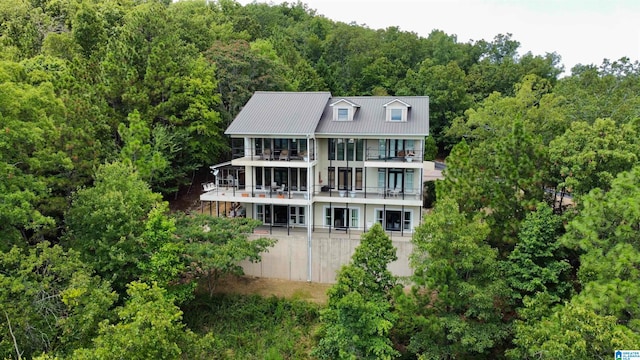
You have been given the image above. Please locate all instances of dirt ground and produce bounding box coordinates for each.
[212,274,331,305]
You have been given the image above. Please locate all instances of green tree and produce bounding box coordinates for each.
[562,166,640,327]
[441,119,547,247]
[174,213,277,296]
[101,1,223,193]
[205,39,290,127]
[449,74,568,146]
[556,57,640,125]
[0,61,72,245]
[508,301,640,360]
[313,224,399,360]
[549,118,640,197]
[397,59,471,146]
[0,242,116,359]
[118,110,171,187]
[64,162,163,293]
[137,203,194,304]
[505,203,572,307]
[405,198,512,359]
[71,282,215,360]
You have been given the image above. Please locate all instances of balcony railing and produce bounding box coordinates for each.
[202,182,422,201]
[233,148,316,162]
[314,185,422,201]
[365,149,423,163]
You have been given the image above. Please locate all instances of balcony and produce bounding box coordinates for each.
[200,183,311,205]
[364,149,424,171]
[200,182,422,206]
[231,148,317,167]
[312,185,422,206]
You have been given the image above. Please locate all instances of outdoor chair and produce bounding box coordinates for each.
[279,149,289,161]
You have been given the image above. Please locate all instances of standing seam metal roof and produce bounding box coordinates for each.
[224,93,429,137]
[315,96,429,136]
[224,91,332,136]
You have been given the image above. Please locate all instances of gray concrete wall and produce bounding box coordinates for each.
[240,230,414,283]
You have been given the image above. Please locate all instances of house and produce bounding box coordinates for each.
[200,91,431,282]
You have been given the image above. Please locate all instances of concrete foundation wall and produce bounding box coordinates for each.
[241,231,414,283]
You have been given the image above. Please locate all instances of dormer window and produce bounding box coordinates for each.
[330,99,360,121]
[384,99,411,122]
[337,108,349,121]
[390,109,403,121]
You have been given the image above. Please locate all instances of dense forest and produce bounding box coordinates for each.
[2,0,640,358]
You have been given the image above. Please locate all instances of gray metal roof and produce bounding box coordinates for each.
[315,96,429,137]
[225,91,331,136]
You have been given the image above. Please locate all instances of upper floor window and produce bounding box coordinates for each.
[337,108,349,121]
[331,99,359,121]
[390,109,403,121]
[384,99,410,122]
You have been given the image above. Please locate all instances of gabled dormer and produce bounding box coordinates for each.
[383,99,411,122]
[330,99,360,121]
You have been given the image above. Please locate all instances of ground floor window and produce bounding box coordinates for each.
[375,209,412,231]
[289,206,306,225]
[256,205,306,226]
[324,207,359,229]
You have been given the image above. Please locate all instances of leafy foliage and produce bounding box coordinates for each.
[405,198,512,359]
[71,281,216,360]
[0,242,116,359]
[549,118,640,196]
[562,166,640,326]
[504,203,572,306]
[174,213,277,296]
[313,224,399,360]
[508,301,640,360]
[64,162,163,293]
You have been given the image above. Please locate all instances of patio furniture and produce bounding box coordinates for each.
[261,149,273,160]
[279,149,289,161]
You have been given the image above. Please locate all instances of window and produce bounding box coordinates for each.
[324,207,359,229]
[390,108,403,121]
[328,167,335,189]
[338,167,352,190]
[337,108,349,121]
[356,139,364,161]
[355,168,363,190]
[376,209,413,231]
[405,170,414,193]
[328,138,336,160]
[351,209,359,228]
[290,206,305,225]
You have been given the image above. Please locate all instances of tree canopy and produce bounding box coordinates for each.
[2,0,640,358]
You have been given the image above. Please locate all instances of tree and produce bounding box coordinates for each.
[448,74,568,146]
[397,59,471,146]
[101,1,223,193]
[405,198,512,359]
[562,166,640,326]
[504,203,572,307]
[0,61,72,245]
[118,110,172,188]
[313,223,399,360]
[549,118,640,197]
[556,57,640,126]
[508,301,640,360]
[174,213,277,296]
[0,242,116,359]
[71,282,215,360]
[205,39,289,127]
[64,162,163,293]
[441,119,548,248]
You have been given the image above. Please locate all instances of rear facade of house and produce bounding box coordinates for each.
[201,91,430,282]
